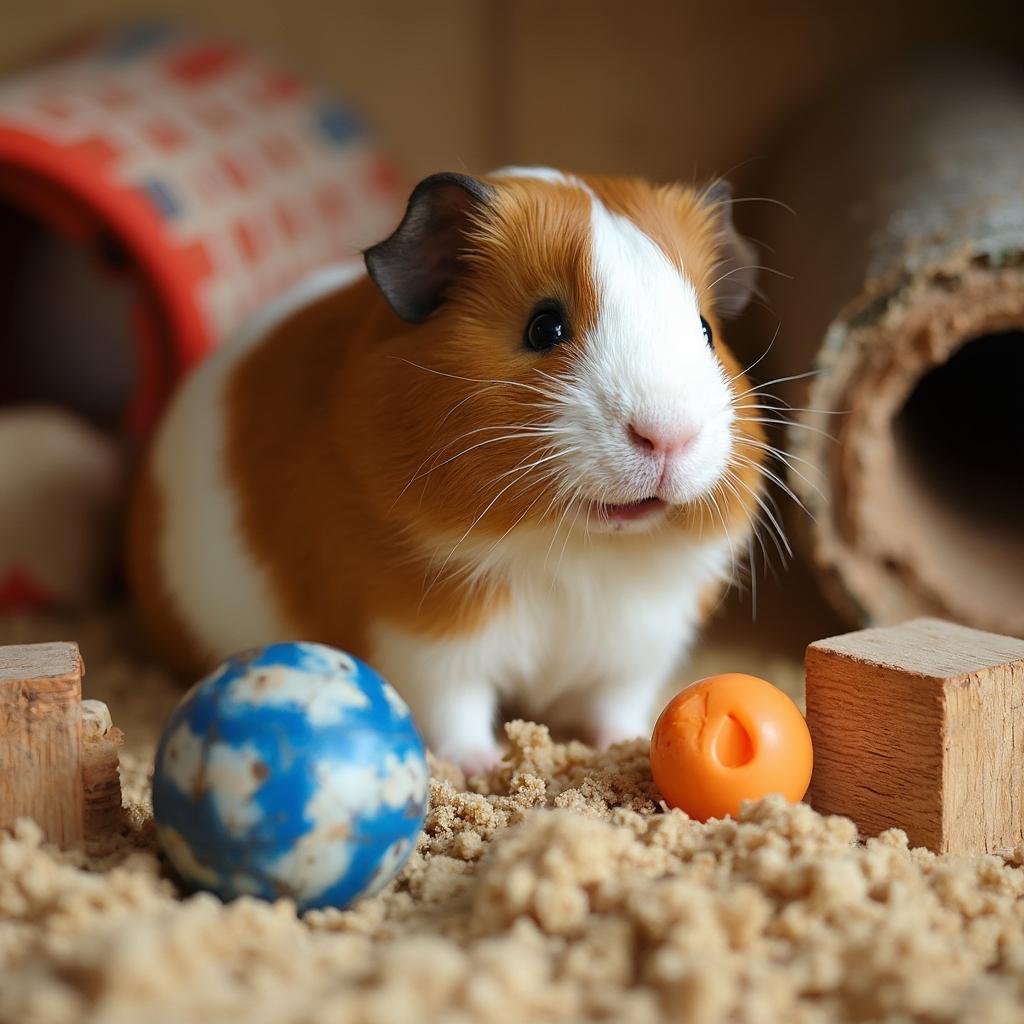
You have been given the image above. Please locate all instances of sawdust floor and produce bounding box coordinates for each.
[3,571,1024,1024]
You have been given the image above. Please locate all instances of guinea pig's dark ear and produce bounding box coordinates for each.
[702,180,759,318]
[364,172,495,323]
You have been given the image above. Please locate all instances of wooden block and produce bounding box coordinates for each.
[0,643,124,845]
[0,642,85,844]
[806,618,1024,854]
[81,699,125,840]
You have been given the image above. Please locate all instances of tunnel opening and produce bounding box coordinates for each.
[894,331,1024,542]
[0,199,139,432]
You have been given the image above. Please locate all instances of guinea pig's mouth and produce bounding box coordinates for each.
[591,496,667,524]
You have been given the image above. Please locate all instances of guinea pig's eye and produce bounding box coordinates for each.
[700,315,713,349]
[524,303,569,353]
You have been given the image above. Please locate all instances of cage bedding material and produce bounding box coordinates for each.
[3,612,1024,1024]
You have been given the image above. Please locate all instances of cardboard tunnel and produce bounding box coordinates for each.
[753,56,1024,636]
[0,22,401,436]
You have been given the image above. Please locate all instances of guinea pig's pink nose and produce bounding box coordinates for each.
[627,422,698,456]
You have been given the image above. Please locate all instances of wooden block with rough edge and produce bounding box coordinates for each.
[81,699,125,840]
[0,642,85,845]
[806,618,1024,854]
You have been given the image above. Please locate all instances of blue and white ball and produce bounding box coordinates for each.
[152,642,429,912]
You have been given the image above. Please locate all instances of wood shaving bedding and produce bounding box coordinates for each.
[2,610,1024,1024]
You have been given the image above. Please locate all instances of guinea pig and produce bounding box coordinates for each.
[128,167,767,774]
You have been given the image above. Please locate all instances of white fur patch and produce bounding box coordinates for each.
[370,531,733,762]
[546,195,736,511]
[489,165,588,191]
[151,263,365,664]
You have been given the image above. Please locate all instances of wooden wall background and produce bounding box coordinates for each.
[1,0,1020,191]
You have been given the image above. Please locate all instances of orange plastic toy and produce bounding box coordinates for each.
[650,673,813,822]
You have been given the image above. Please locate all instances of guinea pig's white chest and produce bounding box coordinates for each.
[493,538,729,705]
[369,533,733,726]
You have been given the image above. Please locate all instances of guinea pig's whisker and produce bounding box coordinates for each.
[701,492,720,546]
[422,382,568,459]
[704,488,733,550]
[737,435,818,469]
[737,471,791,556]
[453,458,579,591]
[431,420,557,447]
[554,493,587,579]
[716,472,753,550]
[533,473,575,536]
[388,356,556,400]
[423,469,533,597]
[730,369,822,403]
[728,445,795,491]
[740,389,845,417]
[722,467,792,562]
[730,452,811,519]
[530,367,565,388]
[719,194,798,217]
[747,534,761,618]
[488,446,578,484]
[734,437,825,502]
[531,365,587,400]
[546,486,583,578]
[730,324,781,384]
[418,428,556,478]
[694,498,707,538]
[394,424,560,507]
[531,375,589,413]
[400,421,521,483]
[432,384,521,436]
[740,402,848,418]
[730,494,774,585]
[734,451,823,511]
[747,502,791,570]
[522,382,574,409]
[479,486,553,566]
[687,492,707,539]
[731,391,795,414]
[544,490,578,566]
[474,444,567,495]
[733,415,838,442]
[707,263,792,297]
[430,443,575,590]
[393,437,523,512]
[717,498,745,577]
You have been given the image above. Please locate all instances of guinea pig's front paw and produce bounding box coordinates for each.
[586,725,645,752]
[439,742,505,780]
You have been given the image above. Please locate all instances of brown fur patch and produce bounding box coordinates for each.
[223,276,509,647]
[582,175,727,315]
